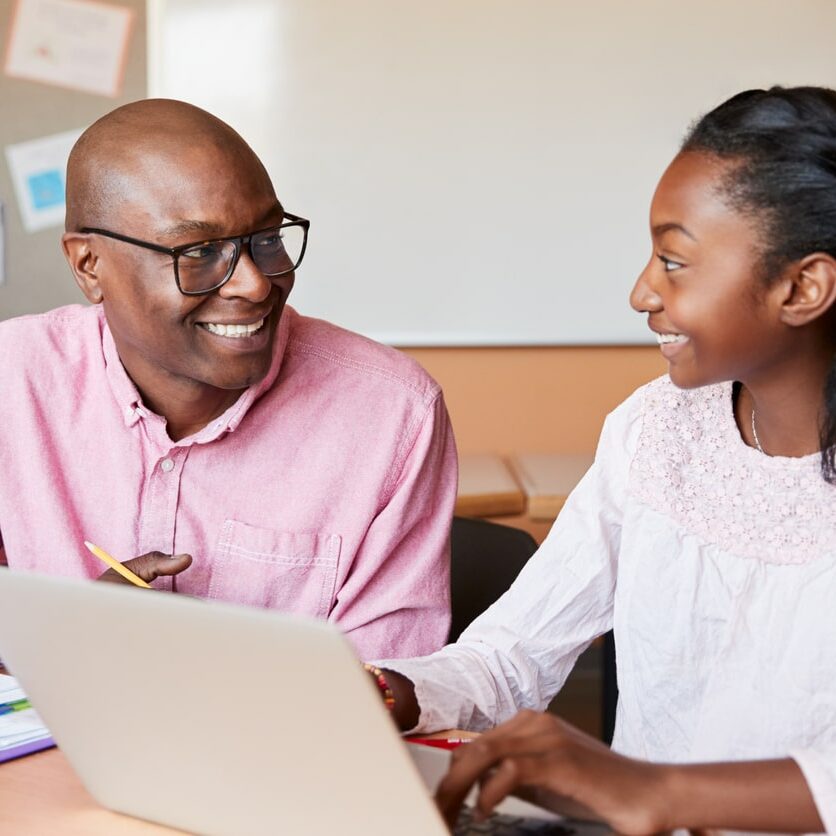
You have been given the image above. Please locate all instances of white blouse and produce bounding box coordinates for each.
[379,377,836,832]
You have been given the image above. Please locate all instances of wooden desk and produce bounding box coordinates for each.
[0,731,476,834]
[456,452,593,524]
[0,748,177,834]
[509,452,593,521]
[455,454,525,518]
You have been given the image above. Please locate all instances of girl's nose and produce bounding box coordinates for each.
[629,261,663,313]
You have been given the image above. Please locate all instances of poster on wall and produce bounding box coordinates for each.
[3,0,134,97]
[5,129,83,233]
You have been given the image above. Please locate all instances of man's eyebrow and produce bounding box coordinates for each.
[652,222,697,241]
[159,204,285,241]
[159,219,225,240]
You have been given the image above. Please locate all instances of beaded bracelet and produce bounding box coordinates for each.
[363,662,395,711]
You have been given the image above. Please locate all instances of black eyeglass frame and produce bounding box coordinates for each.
[80,212,310,296]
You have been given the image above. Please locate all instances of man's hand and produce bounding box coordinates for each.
[434,710,667,835]
[96,551,193,587]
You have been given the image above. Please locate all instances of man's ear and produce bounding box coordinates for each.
[779,253,836,328]
[62,232,103,304]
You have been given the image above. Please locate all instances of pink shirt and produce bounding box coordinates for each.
[0,304,456,659]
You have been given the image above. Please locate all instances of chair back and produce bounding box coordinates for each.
[450,517,619,744]
[449,516,538,642]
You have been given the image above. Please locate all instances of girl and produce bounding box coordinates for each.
[376,87,836,833]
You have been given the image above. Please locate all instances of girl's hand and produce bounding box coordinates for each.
[434,709,669,835]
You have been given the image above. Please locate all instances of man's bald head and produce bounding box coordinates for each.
[61,98,293,411]
[65,99,272,232]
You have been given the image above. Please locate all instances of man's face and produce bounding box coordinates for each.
[90,142,294,398]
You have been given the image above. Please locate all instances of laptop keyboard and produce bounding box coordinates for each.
[455,805,578,835]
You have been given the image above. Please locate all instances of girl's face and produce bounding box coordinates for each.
[630,151,787,390]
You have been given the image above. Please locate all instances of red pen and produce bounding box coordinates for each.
[406,737,474,751]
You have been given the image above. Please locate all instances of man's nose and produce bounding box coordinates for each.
[218,248,272,303]
[629,260,663,313]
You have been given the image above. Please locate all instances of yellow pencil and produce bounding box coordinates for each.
[84,541,152,589]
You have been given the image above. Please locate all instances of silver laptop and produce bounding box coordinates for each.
[0,569,596,835]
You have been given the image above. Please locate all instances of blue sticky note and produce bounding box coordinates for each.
[26,170,65,210]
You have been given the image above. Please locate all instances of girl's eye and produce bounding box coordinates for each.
[657,254,683,272]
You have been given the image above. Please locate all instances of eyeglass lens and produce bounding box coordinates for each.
[176,225,305,293]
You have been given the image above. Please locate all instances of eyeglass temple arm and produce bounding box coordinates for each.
[80,228,177,256]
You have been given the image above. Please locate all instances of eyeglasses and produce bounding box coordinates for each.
[81,212,310,296]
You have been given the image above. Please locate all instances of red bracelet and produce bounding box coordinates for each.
[363,663,395,711]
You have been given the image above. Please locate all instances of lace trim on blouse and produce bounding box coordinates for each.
[629,377,835,565]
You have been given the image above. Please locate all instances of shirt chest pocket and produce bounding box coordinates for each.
[208,520,341,618]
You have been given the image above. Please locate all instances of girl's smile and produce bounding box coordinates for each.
[653,331,690,359]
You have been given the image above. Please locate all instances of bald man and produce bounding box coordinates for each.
[0,100,456,659]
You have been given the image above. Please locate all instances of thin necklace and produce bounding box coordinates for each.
[751,408,764,453]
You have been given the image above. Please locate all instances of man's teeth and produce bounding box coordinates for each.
[202,319,265,338]
[656,332,688,345]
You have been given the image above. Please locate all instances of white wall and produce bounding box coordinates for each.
[150,0,836,345]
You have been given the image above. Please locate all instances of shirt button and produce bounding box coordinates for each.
[160,458,175,473]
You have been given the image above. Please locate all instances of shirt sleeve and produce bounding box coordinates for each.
[791,745,836,833]
[374,389,645,733]
[328,391,457,661]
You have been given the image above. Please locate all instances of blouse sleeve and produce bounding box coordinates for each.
[374,387,646,733]
[791,745,836,833]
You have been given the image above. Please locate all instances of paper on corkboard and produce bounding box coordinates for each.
[4,0,134,97]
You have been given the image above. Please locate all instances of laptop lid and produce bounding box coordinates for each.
[0,569,447,835]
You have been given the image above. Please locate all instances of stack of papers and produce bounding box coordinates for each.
[0,673,54,763]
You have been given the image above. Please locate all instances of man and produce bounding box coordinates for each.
[0,99,456,659]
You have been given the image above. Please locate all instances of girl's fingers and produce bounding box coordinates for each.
[475,756,532,817]
[435,779,472,830]
[474,750,595,822]
[436,728,564,825]
[436,739,501,825]
[475,745,587,819]
[436,713,590,828]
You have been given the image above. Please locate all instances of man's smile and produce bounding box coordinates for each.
[198,317,266,338]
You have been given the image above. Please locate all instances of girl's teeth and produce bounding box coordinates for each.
[656,332,687,345]
[203,319,264,338]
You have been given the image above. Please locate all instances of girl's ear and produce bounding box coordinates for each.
[779,253,836,328]
[61,233,103,304]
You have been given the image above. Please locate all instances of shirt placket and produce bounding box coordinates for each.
[137,444,190,592]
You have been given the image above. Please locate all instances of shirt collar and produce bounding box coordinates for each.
[101,305,293,443]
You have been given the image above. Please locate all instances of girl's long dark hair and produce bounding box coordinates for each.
[682,86,836,484]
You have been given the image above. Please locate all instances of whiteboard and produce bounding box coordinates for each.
[150,0,836,345]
